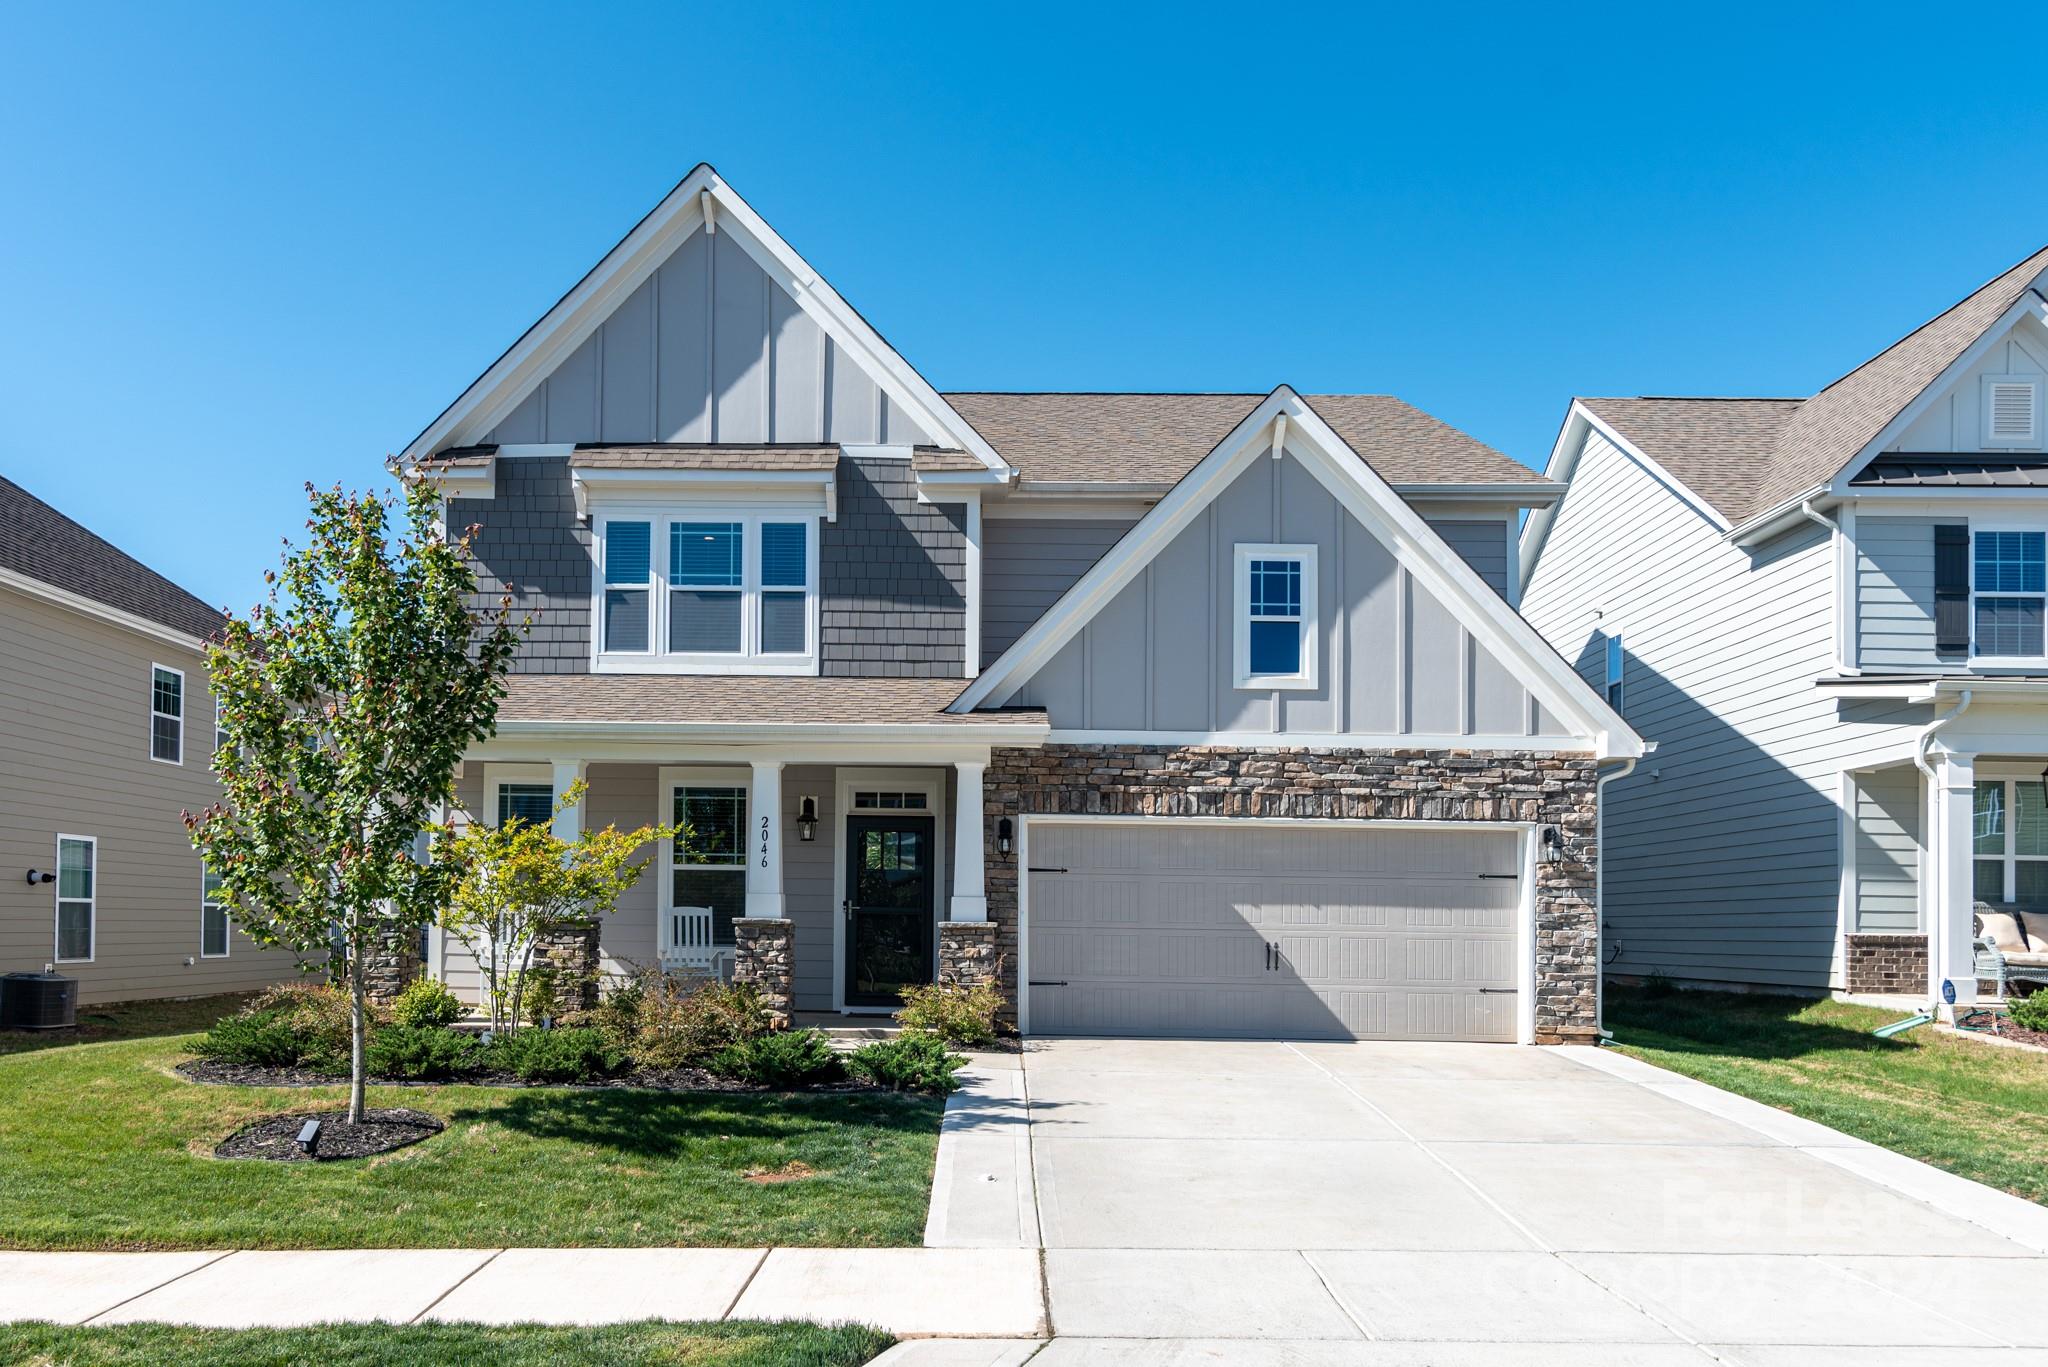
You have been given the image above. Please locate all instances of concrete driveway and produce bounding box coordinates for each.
[922,1037,2048,1364]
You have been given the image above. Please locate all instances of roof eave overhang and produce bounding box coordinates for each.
[568,465,838,521]
[0,567,214,653]
[1395,481,1563,505]
[485,718,1051,745]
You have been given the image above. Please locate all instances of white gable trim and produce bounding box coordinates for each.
[401,165,1011,479]
[954,386,1643,759]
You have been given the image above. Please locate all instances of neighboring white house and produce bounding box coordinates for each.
[1520,242,2048,1012]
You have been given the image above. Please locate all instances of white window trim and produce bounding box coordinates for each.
[200,864,230,959]
[1968,524,2048,666]
[656,765,753,952]
[1969,772,2048,903]
[1982,374,2043,450]
[149,663,184,765]
[591,507,822,676]
[1232,543,1319,691]
[54,833,96,964]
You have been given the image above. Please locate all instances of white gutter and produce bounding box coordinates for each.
[1913,688,1974,783]
[1594,754,1639,1038]
[488,719,1052,744]
[1728,485,1828,547]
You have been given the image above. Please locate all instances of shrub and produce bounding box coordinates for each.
[633,979,775,1069]
[196,983,354,1071]
[709,1029,845,1088]
[846,1034,966,1094]
[367,1025,480,1081]
[2009,988,2048,1034]
[524,964,562,1028]
[583,975,645,1055]
[389,978,466,1030]
[486,1026,625,1083]
[895,982,1003,1048]
[195,1012,314,1069]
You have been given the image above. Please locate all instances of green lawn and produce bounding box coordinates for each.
[0,1320,891,1367]
[1606,986,2048,1204]
[0,1003,943,1251]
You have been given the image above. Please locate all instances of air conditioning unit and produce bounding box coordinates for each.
[1,972,77,1030]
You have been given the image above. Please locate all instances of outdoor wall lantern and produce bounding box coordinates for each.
[797,797,819,843]
[1538,825,1563,863]
[23,869,54,887]
[996,817,1014,857]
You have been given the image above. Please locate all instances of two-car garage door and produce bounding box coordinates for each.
[1024,821,1523,1042]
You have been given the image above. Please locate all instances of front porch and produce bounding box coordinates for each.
[434,749,1003,1021]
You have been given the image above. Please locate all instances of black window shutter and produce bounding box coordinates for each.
[1933,523,1970,655]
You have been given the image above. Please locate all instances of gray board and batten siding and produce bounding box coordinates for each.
[998,447,1561,738]
[451,454,965,677]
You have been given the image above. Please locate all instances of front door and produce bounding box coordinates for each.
[845,815,936,1007]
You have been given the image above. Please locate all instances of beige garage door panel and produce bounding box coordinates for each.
[1026,822,1520,1042]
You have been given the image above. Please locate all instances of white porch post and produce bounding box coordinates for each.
[746,760,787,919]
[1930,750,1978,1013]
[550,760,587,843]
[950,760,988,922]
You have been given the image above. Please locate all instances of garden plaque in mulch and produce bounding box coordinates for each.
[215,1108,443,1163]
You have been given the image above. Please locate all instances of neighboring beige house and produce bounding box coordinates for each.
[0,475,306,1005]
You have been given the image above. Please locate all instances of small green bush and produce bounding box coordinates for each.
[195,983,354,1071]
[895,981,1003,1048]
[486,1026,625,1083]
[2008,989,2048,1034]
[389,978,466,1030]
[367,1025,479,1081]
[524,964,562,1027]
[634,979,775,1068]
[195,1012,316,1069]
[846,1034,966,1094]
[709,1029,844,1088]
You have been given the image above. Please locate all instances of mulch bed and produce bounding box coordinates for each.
[177,1058,892,1095]
[1990,1017,2048,1050]
[216,1107,443,1162]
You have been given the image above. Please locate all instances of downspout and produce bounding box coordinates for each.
[1799,500,1851,675]
[1913,689,1973,1011]
[1594,754,1639,1040]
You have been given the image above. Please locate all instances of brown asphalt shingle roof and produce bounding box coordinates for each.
[941,393,1543,487]
[1583,244,2048,525]
[0,475,223,642]
[496,674,1043,727]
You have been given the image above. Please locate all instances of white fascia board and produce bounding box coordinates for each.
[1517,405,1591,589]
[0,569,212,653]
[958,385,1645,760]
[1012,480,1179,499]
[1047,729,1596,752]
[570,466,835,521]
[1823,289,2048,502]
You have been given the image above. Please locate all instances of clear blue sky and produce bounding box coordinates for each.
[6,2,2045,611]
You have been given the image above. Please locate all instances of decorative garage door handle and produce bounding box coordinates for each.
[1478,988,1516,994]
[1027,866,1068,873]
[1476,873,1520,880]
[1028,980,1069,987]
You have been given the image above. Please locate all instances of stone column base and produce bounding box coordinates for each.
[1843,932,1929,996]
[938,922,1001,990]
[733,918,795,1028]
[362,927,423,1005]
[532,919,603,1012]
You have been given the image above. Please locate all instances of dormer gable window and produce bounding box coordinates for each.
[594,510,818,674]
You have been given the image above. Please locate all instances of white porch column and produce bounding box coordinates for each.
[550,760,587,844]
[1930,750,1978,1013]
[950,760,989,922]
[746,760,787,919]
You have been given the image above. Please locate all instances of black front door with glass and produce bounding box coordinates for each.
[845,815,936,1007]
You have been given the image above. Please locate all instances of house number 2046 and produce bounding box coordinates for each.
[758,815,771,869]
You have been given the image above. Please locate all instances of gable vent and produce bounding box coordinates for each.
[1985,377,2041,446]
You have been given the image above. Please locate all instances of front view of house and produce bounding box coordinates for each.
[404,165,1641,1044]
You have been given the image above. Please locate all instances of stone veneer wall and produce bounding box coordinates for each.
[733,918,795,1027]
[982,745,1603,1045]
[361,929,423,1005]
[1841,932,1928,996]
[937,922,1001,990]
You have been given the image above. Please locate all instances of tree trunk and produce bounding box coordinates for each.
[348,948,368,1126]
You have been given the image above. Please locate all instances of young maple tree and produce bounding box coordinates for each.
[186,477,521,1123]
[432,781,675,1036]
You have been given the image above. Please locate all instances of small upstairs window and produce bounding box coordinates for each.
[594,512,817,673]
[1605,633,1626,715]
[1983,375,2043,449]
[602,520,654,653]
[1233,544,1318,690]
[150,665,183,764]
[1973,530,2046,659]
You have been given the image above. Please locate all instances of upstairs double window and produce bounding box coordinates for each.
[597,513,817,673]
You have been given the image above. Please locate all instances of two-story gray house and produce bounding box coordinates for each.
[407,165,1640,1045]
[1520,242,2048,1013]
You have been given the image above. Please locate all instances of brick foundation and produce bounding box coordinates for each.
[733,918,795,1028]
[1842,933,1929,996]
[937,921,1001,989]
[983,745,1602,1045]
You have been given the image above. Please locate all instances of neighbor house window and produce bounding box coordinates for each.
[1605,633,1625,714]
[1233,544,1318,689]
[673,786,747,945]
[1973,777,2048,904]
[214,695,229,754]
[150,665,183,763]
[595,514,816,671]
[55,835,95,962]
[201,865,229,959]
[1973,531,2046,659]
[496,783,555,828]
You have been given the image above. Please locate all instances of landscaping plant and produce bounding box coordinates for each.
[846,1034,967,1094]
[365,1025,480,1081]
[196,984,354,1071]
[894,981,1003,1047]
[710,1029,845,1088]
[389,977,466,1030]
[185,476,521,1123]
[631,977,775,1068]
[2009,988,2048,1034]
[432,782,673,1038]
[485,1026,625,1083]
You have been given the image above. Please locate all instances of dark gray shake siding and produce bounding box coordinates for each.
[454,454,963,677]
[452,457,591,675]
[819,457,965,677]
